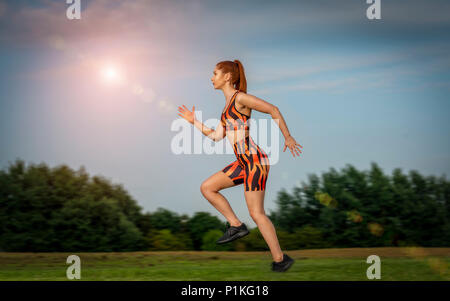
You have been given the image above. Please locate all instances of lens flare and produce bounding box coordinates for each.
[100,64,123,85]
[102,66,118,80]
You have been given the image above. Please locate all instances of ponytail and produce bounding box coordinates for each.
[233,59,247,93]
[216,59,247,93]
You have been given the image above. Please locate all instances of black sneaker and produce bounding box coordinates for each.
[216,222,249,244]
[271,253,295,272]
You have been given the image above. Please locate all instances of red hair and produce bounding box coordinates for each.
[216,59,247,93]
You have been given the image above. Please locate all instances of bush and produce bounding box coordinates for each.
[201,229,233,251]
[148,229,191,251]
[292,225,326,249]
[242,228,269,251]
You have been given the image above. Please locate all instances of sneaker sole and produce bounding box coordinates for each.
[216,230,249,244]
[272,259,295,272]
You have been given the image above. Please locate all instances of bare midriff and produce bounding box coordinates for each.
[225,128,250,146]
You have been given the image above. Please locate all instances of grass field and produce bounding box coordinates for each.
[0,247,449,281]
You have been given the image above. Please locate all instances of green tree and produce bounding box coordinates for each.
[148,229,190,250]
[292,225,326,249]
[269,162,450,248]
[150,208,183,233]
[242,228,269,251]
[0,159,146,251]
[186,212,223,250]
[201,229,233,251]
[50,196,144,251]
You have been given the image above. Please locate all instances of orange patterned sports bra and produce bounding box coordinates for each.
[221,90,251,132]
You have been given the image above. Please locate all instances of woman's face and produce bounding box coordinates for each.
[211,67,230,90]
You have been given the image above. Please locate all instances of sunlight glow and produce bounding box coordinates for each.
[100,63,125,85]
[102,66,119,81]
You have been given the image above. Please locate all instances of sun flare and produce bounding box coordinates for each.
[100,64,122,84]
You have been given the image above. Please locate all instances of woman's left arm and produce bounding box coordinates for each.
[237,93,303,157]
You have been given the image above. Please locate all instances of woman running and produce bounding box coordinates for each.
[177,59,303,272]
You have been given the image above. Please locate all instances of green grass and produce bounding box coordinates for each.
[0,248,448,281]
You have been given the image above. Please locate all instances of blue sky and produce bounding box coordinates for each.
[0,0,449,228]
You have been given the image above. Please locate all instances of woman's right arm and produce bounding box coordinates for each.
[193,118,221,142]
[178,105,225,142]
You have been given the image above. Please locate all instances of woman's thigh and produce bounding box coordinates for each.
[221,160,245,187]
[243,162,270,192]
[202,161,244,192]
[244,190,266,216]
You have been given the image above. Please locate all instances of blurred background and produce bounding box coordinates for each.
[0,0,449,258]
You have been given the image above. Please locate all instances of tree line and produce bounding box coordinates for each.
[0,159,448,252]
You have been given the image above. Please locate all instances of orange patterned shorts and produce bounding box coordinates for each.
[222,136,270,191]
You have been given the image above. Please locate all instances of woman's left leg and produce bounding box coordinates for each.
[240,137,282,260]
[244,190,284,263]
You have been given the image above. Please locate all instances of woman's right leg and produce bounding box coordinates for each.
[200,162,244,227]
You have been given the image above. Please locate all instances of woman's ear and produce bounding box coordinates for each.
[225,72,232,82]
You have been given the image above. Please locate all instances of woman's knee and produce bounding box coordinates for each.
[200,181,208,196]
[249,211,267,222]
[200,180,217,196]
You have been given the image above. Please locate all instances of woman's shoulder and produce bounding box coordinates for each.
[235,90,247,103]
[234,90,251,117]
[236,90,253,107]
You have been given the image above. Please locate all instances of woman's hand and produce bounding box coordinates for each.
[283,135,303,157]
[177,105,196,125]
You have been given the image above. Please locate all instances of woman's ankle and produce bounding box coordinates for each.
[273,253,284,263]
[229,221,242,227]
